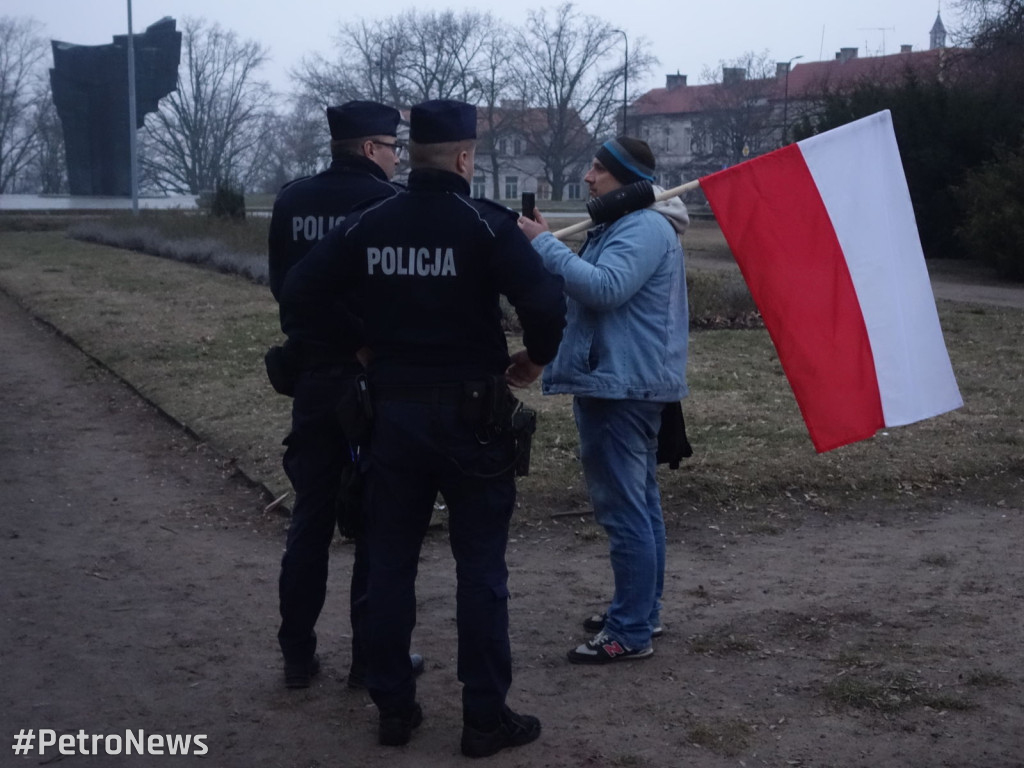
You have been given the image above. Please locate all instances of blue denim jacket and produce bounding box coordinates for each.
[531,207,689,401]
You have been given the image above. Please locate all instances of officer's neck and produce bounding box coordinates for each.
[407,167,470,194]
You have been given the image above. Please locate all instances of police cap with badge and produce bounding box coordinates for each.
[327,100,400,140]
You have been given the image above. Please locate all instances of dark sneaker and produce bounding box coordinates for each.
[348,653,425,690]
[583,612,664,638]
[461,707,541,758]
[567,630,654,665]
[284,654,321,689]
[379,702,423,747]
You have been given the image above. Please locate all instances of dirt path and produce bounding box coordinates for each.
[1,288,1023,768]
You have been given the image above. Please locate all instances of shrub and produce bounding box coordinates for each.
[68,220,268,284]
[956,139,1024,281]
[792,72,1024,262]
[209,181,247,220]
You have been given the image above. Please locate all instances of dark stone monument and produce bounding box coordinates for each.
[50,17,181,196]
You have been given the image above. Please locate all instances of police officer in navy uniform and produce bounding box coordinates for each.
[268,100,423,690]
[269,101,403,299]
[280,99,566,758]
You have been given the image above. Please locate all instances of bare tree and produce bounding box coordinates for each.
[252,101,330,195]
[956,0,1024,45]
[466,18,523,199]
[955,0,1024,90]
[392,9,494,102]
[290,4,657,201]
[142,17,274,194]
[690,51,779,173]
[27,95,66,193]
[290,20,381,111]
[294,10,498,108]
[0,16,48,192]
[513,3,655,200]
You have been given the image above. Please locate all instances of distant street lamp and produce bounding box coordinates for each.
[612,29,628,133]
[379,36,396,102]
[127,0,138,214]
[782,54,803,145]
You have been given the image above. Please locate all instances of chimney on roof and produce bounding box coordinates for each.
[666,73,688,89]
[722,66,746,85]
[900,44,913,53]
[835,47,858,63]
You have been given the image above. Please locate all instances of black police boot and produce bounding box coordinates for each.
[461,706,541,758]
[283,654,320,689]
[378,702,423,747]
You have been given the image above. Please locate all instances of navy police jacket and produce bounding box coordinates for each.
[280,168,567,386]
[268,155,400,301]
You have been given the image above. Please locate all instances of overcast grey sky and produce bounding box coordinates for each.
[8,0,960,96]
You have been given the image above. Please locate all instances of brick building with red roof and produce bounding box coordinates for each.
[627,13,958,190]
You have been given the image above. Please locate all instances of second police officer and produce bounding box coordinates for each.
[280,99,566,758]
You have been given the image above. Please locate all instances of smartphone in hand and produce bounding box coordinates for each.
[521,192,536,221]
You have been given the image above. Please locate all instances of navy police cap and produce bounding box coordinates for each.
[410,99,477,144]
[326,101,400,141]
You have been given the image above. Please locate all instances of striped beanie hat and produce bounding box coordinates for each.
[595,136,656,184]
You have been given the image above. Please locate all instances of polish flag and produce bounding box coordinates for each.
[699,110,962,452]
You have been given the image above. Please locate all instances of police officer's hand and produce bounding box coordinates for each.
[517,209,550,241]
[505,350,544,388]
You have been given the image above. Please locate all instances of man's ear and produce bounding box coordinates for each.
[455,150,470,175]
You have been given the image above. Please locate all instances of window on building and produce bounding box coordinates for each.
[504,175,518,200]
[473,175,486,198]
[566,182,581,200]
[499,139,508,155]
[514,139,522,155]
[537,182,551,201]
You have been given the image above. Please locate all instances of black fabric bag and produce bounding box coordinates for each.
[656,401,693,469]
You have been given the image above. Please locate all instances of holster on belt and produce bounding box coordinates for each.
[335,462,364,539]
[264,343,300,397]
[462,376,518,434]
[335,374,374,448]
[467,376,536,476]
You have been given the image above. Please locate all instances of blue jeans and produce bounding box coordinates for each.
[574,396,666,650]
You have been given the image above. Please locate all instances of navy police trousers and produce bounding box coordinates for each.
[278,367,367,669]
[363,396,516,727]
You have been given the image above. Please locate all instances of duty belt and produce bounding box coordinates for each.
[373,382,469,406]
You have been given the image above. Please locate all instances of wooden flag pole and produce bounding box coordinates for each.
[551,178,703,240]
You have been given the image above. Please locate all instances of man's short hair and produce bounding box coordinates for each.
[408,139,475,171]
[330,137,367,159]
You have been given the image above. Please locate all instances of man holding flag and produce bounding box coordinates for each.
[543,111,961,455]
[518,136,690,664]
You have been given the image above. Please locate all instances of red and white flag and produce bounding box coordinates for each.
[699,110,962,452]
